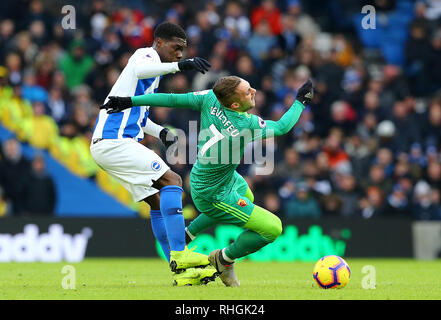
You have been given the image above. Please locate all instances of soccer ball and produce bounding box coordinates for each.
[313,255,351,289]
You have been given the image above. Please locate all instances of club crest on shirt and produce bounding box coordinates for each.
[237,199,248,207]
[151,161,161,171]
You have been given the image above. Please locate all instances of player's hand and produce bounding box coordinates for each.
[178,57,211,74]
[100,96,133,114]
[296,79,314,106]
[160,128,178,154]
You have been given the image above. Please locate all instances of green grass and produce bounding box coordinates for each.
[0,258,440,300]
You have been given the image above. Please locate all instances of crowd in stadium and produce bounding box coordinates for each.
[0,0,440,220]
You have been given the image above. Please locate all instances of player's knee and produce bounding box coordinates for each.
[155,170,182,189]
[167,171,182,187]
[264,216,282,243]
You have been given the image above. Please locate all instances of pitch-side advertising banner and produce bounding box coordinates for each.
[0,218,415,262]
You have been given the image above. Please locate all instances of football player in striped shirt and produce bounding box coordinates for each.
[90,22,217,286]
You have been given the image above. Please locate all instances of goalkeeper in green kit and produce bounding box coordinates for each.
[101,76,313,287]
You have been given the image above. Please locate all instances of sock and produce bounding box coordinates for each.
[187,213,219,237]
[160,185,185,252]
[224,230,271,260]
[150,209,170,261]
[220,248,235,265]
[185,227,195,245]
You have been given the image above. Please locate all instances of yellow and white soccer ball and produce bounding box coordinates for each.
[313,255,351,289]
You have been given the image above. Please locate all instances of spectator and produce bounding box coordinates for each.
[59,39,94,89]
[277,14,302,53]
[361,164,393,198]
[321,128,351,172]
[320,193,342,216]
[344,133,372,180]
[21,69,48,104]
[427,28,441,92]
[234,53,260,89]
[0,138,31,214]
[357,112,379,141]
[250,0,283,36]
[335,173,361,218]
[390,99,422,152]
[425,161,441,190]
[283,182,321,218]
[328,100,357,136]
[47,87,70,125]
[224,1,251,43]
[361,90,387,121]
[22,154,56,216]
[405,21,431,96]
[422,98,441,148]
[247,20,277,65]
[373,147,395,178]
[413,180,440,220]
[192,55,229,91]
[0,19,15,61]
[5,51,23,86]
[24,101,58,150]
[359,186,386,219]
[274,147,302,180]
[263,191,281,214]
[385,184,412,217]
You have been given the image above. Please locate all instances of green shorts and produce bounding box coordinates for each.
[191,171,255,227]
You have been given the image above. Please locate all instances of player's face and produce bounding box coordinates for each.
[233,80,256,112]
[157,37,187,62]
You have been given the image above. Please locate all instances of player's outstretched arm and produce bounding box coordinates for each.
[100,91,206,114]
[135,57,211,79]
[253,79,314,139]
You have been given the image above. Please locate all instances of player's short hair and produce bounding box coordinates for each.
[213,76,242,108]
[154,22,187,41]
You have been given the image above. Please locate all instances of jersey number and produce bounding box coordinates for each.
[200,124,225,156]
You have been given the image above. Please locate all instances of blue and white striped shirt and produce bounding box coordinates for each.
[92,47,179,142]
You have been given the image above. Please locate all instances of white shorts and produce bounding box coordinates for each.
[90,138,169,202]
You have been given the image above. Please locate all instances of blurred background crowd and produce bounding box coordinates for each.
[0,0,441,220]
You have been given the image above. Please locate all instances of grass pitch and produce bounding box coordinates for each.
[0,258,440,300]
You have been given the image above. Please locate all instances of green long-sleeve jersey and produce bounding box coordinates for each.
[131,89,305,200]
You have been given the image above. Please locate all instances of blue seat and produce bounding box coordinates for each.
[381,42,405,65]
[353,13,381,48]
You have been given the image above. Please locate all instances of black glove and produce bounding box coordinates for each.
[159,127,178,150]
[100,96,133,114]
[296,79,314,105]
[178,57,211,74]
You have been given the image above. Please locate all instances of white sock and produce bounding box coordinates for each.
[221,248,235,263]
[185,227,196,241]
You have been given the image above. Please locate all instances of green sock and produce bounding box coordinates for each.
[187,213,219,237]
[224,229,271,260]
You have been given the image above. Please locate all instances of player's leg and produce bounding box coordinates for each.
[152,170,210,272]
[223,205,282,260]
[90,139,209,273]
[151,170,185,253]
[185,210,218,244]
[146,178,215,286]
[144,193,170,262]
[208,193,282,287]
